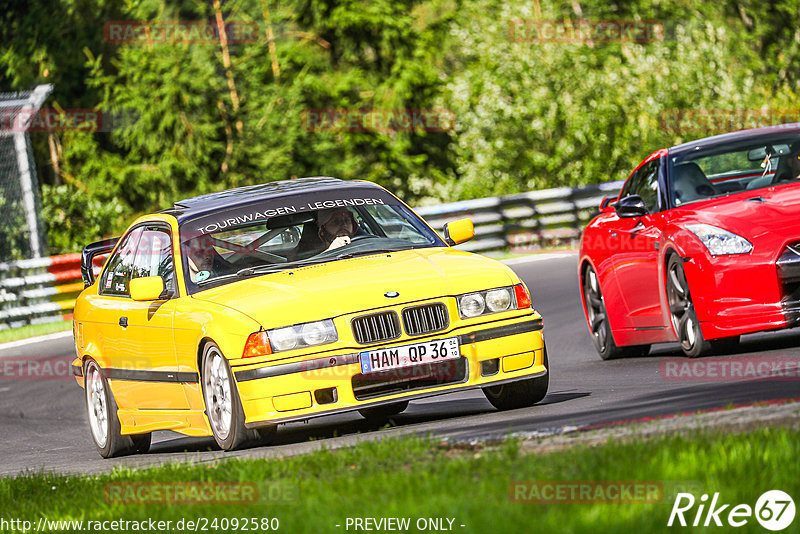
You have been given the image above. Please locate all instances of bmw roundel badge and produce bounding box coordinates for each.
[384,291,400,298]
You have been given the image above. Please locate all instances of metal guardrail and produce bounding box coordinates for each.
[0,181,623,329]
[416,180,623,254]
[0,254,105,330]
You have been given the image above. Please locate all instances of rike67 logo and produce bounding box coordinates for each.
[668,490,795,531]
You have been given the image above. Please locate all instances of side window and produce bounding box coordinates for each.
[131,228,176,294]
[100,227,143,297]
[637,160,660,212]
[621,159,661,213]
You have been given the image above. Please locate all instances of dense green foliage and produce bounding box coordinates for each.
[2,0,800,254]
[2,427,799,533]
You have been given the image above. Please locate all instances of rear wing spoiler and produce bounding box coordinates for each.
[81,237,119,288]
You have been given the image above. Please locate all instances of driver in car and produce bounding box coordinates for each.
[317,208,359,251]
[186,234,230,283]
[784,144,800,181]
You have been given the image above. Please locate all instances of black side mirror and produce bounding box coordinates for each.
[614,195,648,218]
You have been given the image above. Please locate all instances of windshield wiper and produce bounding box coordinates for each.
[334,247,410,260]
[235,258,332,277]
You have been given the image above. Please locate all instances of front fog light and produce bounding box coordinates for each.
[485,288,512,312]
[460,293,486,317]
[301,320,335,345]
[270,326,297,351]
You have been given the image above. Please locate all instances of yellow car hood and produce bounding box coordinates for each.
[191,248,518,327]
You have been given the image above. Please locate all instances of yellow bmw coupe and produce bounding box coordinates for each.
[72,178,548,457]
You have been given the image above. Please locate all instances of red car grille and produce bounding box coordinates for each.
[776,242,800,327]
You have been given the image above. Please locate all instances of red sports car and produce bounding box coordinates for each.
[580,124,800,358]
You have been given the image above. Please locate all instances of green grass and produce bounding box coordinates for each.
[0,320,72,344]
[1,427,797,533]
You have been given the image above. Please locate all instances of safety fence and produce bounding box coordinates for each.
[416,180,623,254]
[0,254,106,330]
[0,181,623,329]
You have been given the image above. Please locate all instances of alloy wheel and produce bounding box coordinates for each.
[583,267,608,353]
[666,255,709,357]
[86,362,108,448]
[203,347,233,440]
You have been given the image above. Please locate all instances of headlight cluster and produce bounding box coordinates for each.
[269,319,338,352]
[457,284,531,319]
[243,319,338,358]
[687,224,753,255]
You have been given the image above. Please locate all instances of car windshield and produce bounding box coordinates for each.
[179,189,445,292]
[668,133,800,206]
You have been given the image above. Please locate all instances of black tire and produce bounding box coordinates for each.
[84,359,151,458]
[710,335,740,355]
[358,401,409,421]
[666,254,710,358]
[201,343,262,451]
[131,433,152,454]
[483,344,550,410]
[583,265,650,360]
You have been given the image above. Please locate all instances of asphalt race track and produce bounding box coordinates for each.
[2,252,799,476]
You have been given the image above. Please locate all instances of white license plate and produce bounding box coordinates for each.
[359,337,460,374]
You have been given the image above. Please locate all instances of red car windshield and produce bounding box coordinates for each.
[669,134,800,206]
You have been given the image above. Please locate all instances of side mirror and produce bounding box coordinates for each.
[614,195,648,218]
[443,218,475,245]
[130,276,167,301]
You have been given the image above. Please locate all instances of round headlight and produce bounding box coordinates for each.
[460,293,485,317]
[301,321,329,345]
[486,288,512,312]
[270,326,298,351]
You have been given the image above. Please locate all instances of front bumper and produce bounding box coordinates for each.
[233,315,546,428]
[682,249,788,339]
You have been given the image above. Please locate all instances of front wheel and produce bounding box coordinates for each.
[85,359,151,458]
[483,345,549,410]
[666,254,710,358]
[201,343,264,450]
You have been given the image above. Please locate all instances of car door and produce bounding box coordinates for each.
[97,223,188,410]
[606,158,666,329]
